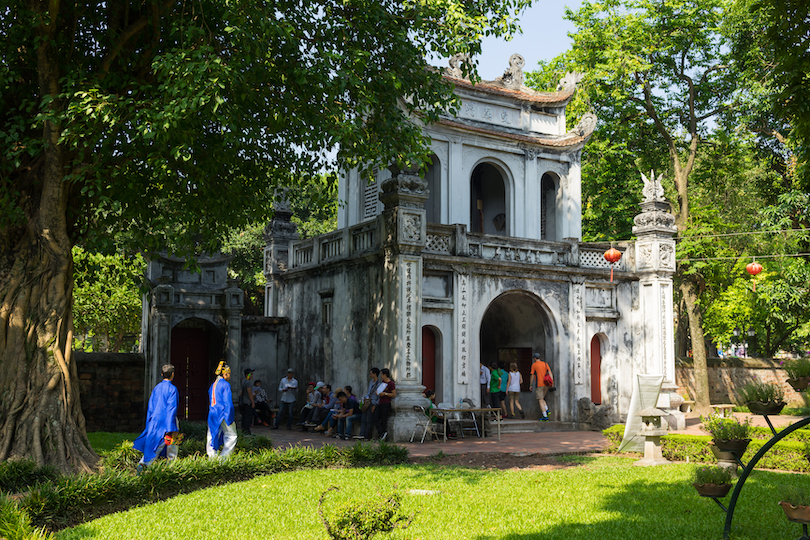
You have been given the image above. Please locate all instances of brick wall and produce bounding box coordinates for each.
[76,352,145,432]
[675,357,810,407]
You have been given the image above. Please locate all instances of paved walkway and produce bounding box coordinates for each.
[254,423,609,457]
[253,412,809,458]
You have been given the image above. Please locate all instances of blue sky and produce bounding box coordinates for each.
[474,0,583,81]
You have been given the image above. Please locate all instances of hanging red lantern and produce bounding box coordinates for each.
[746,260,763,291]
[604,247,622,282]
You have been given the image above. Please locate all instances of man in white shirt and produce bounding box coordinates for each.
[480,362,491,407]
[272,368,298,429]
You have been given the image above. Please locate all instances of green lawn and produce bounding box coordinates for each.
[86,432,140,454]
[55,456,810,540]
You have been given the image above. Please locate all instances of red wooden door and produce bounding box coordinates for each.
[171,327,210,420]
[590,336,602,404]
[422,327,436,393]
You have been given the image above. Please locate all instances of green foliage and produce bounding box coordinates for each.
[177,420,208,442]
[0,461,60,495]
[738,381,785,404]
[71,247,145,352]
[603,425,810,471]
[22,442,409,529]
[784,358,810,380]
[693,465,732,485]
[0,495,54,540]
[319,487,412,540]
[700,414,752,440]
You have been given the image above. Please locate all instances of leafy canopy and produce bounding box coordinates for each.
[0,0,530,256]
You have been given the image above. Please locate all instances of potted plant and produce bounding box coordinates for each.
[779,486,810,523]
[701,414,752,455]
[692,465,733,498]
[738,380,786,415]
[784,357,810,392]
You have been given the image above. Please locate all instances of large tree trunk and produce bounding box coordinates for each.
[0,9,98,472]
[0,221,98,472]
[680,279,712,416]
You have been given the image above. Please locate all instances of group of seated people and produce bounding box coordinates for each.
[297,382,362,440]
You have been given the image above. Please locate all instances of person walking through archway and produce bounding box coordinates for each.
[529,353,553,421]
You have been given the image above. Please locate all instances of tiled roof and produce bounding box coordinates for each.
[437,119,589,150]
[445,76,576,106]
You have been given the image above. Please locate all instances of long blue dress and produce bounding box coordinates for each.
[207,377,235,451]
[133,379,179,463]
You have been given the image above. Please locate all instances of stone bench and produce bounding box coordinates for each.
[711,403,735,417]
[680,400,695,414]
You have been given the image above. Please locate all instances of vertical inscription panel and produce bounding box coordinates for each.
[400,257,421,382]
[456,272,469,385]
[573,281,584,385]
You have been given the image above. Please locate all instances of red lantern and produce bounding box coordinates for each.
[746,260,763,291]
[604,247,622,282]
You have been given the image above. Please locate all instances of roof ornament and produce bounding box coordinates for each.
[446,53,471,79]
[641,170,666,202]
[571,112,597,138]
[556,72,584,92]
[497,53,525,90]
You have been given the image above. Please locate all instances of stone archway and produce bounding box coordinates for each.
[479,291,555,416]
[170,318,225,420]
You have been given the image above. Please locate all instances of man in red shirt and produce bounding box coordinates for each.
[529,353,553,421]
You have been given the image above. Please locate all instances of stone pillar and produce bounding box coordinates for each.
[263,200,299,317]
[632,172,679,427]
[225,279,244,395]
[379,164,429,442]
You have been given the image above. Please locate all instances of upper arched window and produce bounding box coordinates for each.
[470,163,507,236]
[541,172,558,241]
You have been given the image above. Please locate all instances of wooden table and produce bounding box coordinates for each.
[434,407,502,442]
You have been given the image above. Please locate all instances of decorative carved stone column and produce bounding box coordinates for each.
[263,198,299,317]
[379,164,428,442]
[632,171,680,428]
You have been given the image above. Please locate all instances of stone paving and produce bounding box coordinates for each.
[252,412,809,458]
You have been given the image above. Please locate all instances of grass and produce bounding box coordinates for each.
[86,432,140,454]
[55,456,810,540]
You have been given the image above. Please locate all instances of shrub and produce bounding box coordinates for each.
[0,495,54,540]
[22,442,409,531]
[780,485,810,506]
[177,420,208,441]
[700,414,752,440]
[738,381,785,403]
[693,465,732,485]
[319,486,412,540]
[0,461,60,494]
[784,357,810,380]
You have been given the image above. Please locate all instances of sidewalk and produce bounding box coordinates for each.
[252,412,809,458]
[253,423,609,458]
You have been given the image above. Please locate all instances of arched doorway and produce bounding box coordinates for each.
[541,172,558,241]
[421,326,442,403]
[171,318,224,420]
[590,335,602,404]
[480,292,554,413]
[470,163,507,235]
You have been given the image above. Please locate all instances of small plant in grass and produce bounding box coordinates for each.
[784,357,810,380]
[692,465,732,486]
[318,486,413,540]
[430,450,446,462]
[780,485,810,507]
[738,380,785,404]
[701,414,752,440]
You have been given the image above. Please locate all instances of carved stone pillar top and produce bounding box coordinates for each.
[632,171,677,239]
[380,166,429,211]
[263,208,299,244]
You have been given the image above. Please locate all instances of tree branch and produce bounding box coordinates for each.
[100,0,177,75]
